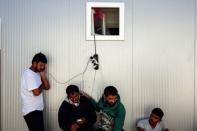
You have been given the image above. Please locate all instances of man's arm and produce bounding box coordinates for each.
[75,97,97,129]
[162,120,169,131]
[83,100,97,127]
[71,123,79,131]
[32,87,42,96]
[58,101,72,131]
[80,91,100,111]
[113,105,126,131]
[137,127,145,131]
[40,71,50,90]
[32,72,49,96]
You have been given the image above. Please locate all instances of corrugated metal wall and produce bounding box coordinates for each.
[0,0,196,131]
[133,0,196,130]
[0,18,1,130]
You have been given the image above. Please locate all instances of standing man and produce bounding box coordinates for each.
[84,86,126,131]
[137,108,169,131]
[58,85,97,131]
[21,52,50,131]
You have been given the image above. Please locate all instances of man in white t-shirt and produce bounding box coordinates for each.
[137,108,169,131]
[21,52,50,131]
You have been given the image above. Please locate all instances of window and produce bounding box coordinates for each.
[86,2,124,40]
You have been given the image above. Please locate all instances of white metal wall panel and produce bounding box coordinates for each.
[0,0,196,131]
[0,17,2,131]
[133,0,195,131]
[195,0,197,130]
[0,0,71,131]
[0,0,133,130]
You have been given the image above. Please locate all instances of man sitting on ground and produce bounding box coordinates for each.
[137,108,169,131]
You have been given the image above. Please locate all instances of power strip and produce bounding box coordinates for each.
[90,54,99,70]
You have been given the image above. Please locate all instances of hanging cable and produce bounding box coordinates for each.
[94,34,97,54]
[81,59,94,91]
[48,7,100,95]
[91,70,97,96]
[194,0,197,131]
[91,34,99,70]
[48,59,91,85]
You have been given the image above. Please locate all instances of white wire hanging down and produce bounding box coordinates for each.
[91,70,97,95]
[47,59,91,85]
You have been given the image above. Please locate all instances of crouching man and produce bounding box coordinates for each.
[58,85,97,131]
[83,86,126,131]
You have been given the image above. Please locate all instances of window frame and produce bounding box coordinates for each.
[86,2,125,41]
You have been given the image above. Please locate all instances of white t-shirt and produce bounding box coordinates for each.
[137,118,168,131]
[21,68,44,116]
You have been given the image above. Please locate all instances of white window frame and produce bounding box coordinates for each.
[86,2,125,41]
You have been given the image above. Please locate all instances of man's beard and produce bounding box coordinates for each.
[107,102,115,106]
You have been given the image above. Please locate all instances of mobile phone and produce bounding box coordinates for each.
[76,119,83,122]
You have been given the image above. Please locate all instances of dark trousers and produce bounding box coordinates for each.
[24,110,45,131]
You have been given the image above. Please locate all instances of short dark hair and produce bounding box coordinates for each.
[32,52,47,64]
[66,85,79,95]
[152,108,164,119]
[104,86,118,96]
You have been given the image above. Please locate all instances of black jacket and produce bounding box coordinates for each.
[58,96,97,131]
